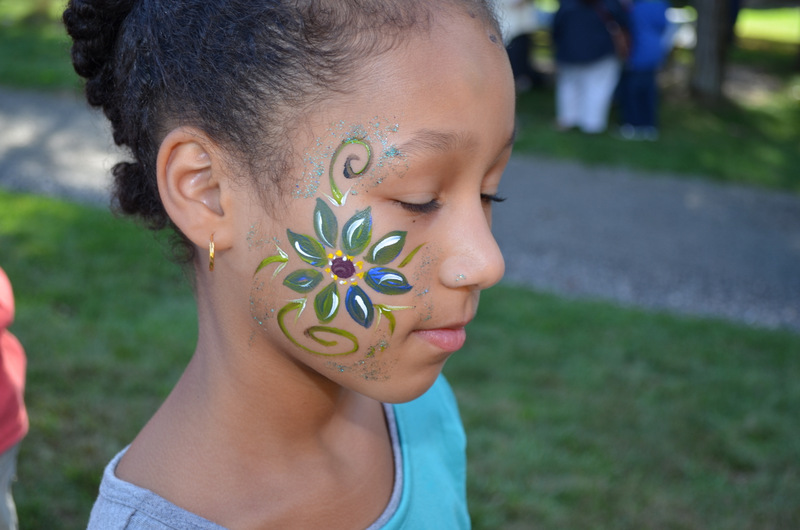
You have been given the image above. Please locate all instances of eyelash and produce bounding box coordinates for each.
[398,199,441,214]
[481,193,506,204]
[397,194,506,214]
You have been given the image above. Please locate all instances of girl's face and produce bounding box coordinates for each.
[233,11,515,403]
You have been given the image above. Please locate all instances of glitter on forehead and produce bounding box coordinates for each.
[292,117,408,200]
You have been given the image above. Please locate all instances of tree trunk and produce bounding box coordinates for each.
[690,0,730,103]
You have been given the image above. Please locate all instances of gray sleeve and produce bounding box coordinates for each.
[87,449,227,530]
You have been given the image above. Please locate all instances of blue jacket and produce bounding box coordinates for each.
[552,0,630,64]
[627,0,669,70]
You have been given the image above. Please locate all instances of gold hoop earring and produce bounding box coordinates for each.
[208,234,215,272]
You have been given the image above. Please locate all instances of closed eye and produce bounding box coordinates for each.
[481,193,506,204]
[397,199,442,214]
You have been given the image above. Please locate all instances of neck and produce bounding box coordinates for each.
[115,267,394,528]
[167,274,375,458]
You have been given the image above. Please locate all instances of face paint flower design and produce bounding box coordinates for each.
[253,137,424,356]
[283,199,418,329]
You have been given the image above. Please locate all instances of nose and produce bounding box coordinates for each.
[438,204,505,290]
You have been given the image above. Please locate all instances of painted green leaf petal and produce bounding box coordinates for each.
[398,243,424,268]
[314,282,340,323]
[287,229,327,267]
[365,231,407,265]
[254,250,289,278]
[375,305,398,335]
[283,269,323,293]
[286,298,308,322]
[341,207,372,256]
[364,267,412,295]
[313,198,338,249]
[345,284,374,328]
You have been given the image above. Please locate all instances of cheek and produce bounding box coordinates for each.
[404,243,440,324]
[246,205,432,366]
[244,123,438,374]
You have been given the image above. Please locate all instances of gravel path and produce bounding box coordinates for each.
[497,156,800,331]
[2,88,799,332]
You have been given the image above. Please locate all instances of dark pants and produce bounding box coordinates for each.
[506,34,544,89]
[619,69,658,128]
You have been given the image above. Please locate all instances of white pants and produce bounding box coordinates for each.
[556,55,622,133]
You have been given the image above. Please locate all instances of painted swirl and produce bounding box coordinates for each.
[328,138,372,205]
[277,302,359,356]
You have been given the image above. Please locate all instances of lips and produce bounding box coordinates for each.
[414,327,467,352]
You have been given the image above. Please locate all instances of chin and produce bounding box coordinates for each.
[364,364,446,405]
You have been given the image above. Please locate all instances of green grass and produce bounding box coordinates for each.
[0,0,66,23]
[0,0,78,91]
[0,23,79,91]
[1,191,195,528]
[3,190,800,528]
[518,19,800,193]
[520,8,800,193]
[452,285,800,529]
[737,8,800,44]
[514,81,800,192]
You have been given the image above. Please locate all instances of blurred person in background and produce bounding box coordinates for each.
[551,0,630,133]
[618,0,670,140]
[498,0,546,91]
[0,267,27,530]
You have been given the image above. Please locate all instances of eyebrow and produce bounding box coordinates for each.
[395,127,516,159]
[395,129,476,157]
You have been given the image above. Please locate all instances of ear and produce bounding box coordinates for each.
[157,127,232,253]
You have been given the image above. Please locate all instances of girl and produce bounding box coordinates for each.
[64,0,515,528]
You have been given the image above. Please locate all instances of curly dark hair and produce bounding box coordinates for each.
[63,0,500,262]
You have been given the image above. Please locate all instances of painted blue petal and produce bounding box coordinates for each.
[345,284,374,328]
[364,267,412,295]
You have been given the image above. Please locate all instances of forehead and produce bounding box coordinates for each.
[297,10,514,158]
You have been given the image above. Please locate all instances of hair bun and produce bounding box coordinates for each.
[63,0,136,85]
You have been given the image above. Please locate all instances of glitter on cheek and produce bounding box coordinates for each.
[246,223,274,251]
[249,279,275,328]
[408,245,438,323]
[324,337,395,381]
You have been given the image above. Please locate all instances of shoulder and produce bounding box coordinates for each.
[383,375,470,529]
[89,448,226,530]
